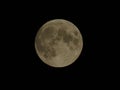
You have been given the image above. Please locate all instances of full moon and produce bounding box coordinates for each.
[35,19,83,67]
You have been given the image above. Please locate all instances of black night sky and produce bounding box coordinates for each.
[19,9,103,81]
[3,1,115,86]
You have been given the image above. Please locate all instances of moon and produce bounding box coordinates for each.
[35,19,83,67]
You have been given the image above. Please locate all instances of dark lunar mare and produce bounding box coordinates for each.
[36,24,80,60]
[57,27,79,47]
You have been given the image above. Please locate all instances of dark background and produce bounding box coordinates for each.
[19,8,103,81]
[2,1,116,87]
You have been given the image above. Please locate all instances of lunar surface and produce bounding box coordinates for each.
[35,19,83,67]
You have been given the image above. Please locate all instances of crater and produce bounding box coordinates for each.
[63,32,73,44]
[43,45,57,59]
[57,27,66,38]
[73,38,79,45]
[41,26,56,40]
[74,31,78,36]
